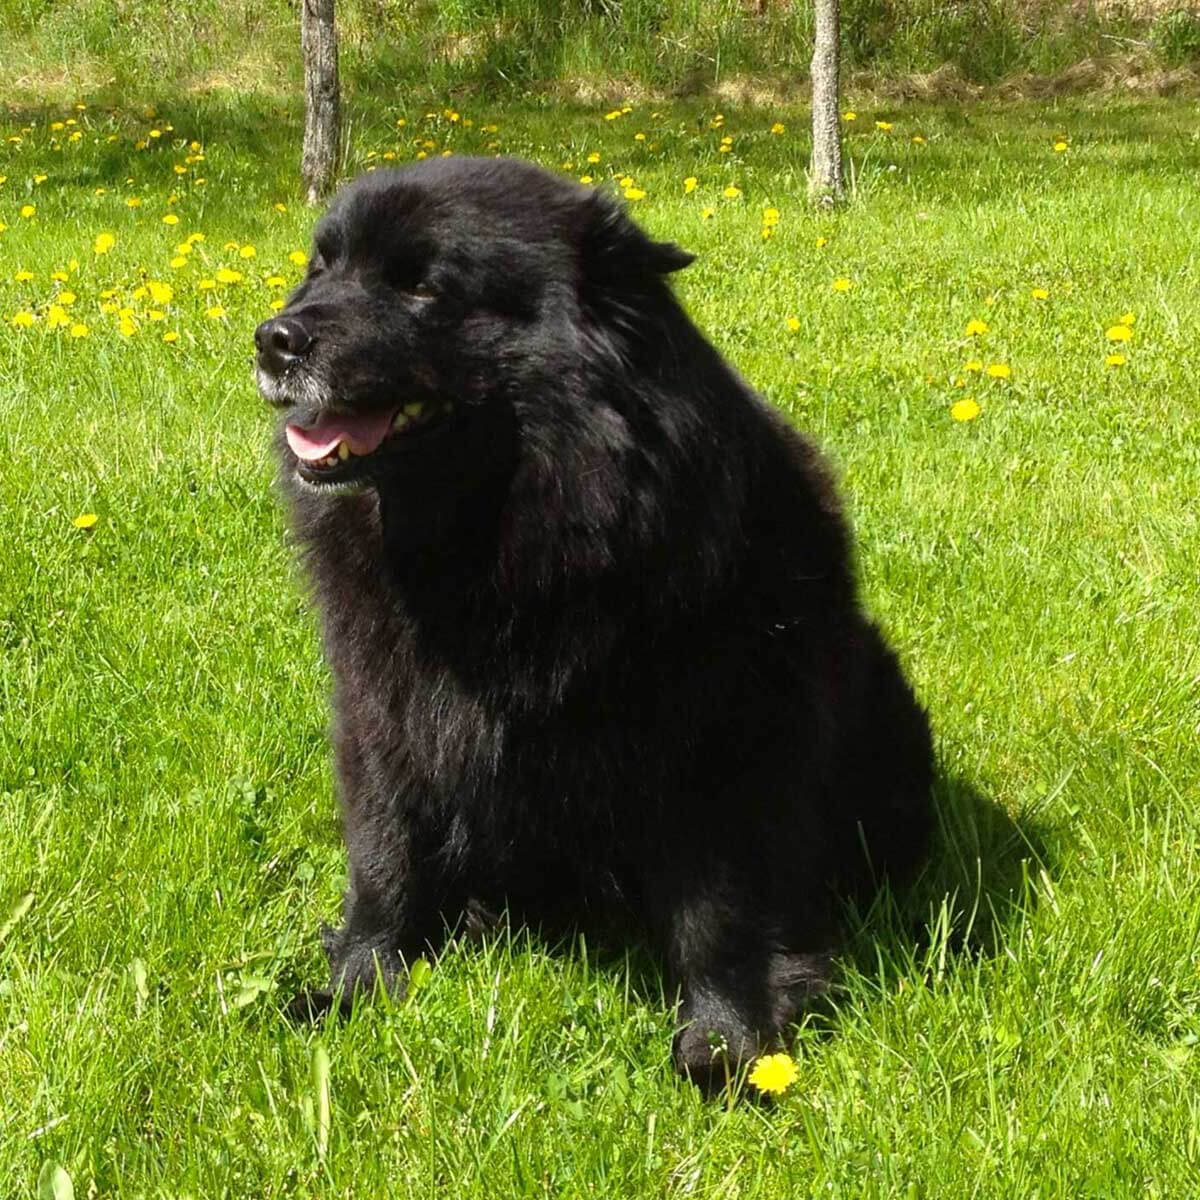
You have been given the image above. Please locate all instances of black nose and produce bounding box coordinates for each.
[254,316,313,377]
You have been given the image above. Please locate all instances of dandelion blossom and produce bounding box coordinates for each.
[72,513,99,529]
[748,1053,798,1096]
[842,111,856,122]
[11,311,35,328]
[832,277,852,292]
[1031,287,1049,300]
[206,305,226,319]
[875,120,893,132]
[70,323,89,338]
[94,232,116,255]
[20,204,35,218]
[1119,311,1135,325]
[288,250,307,266]
[965,318,988,337]
[215,267,244,285]
[785,317,801,332]
[950,398,981,422]
[985,363,1011,379]
[722,186,742,199]
[13,269,34,282]
[683,176,698,193]
[1105,325,1132,343]
[623,186,646,201]
[1105,353,1126,366]
[770,122,785,135]
[964,359,983,372]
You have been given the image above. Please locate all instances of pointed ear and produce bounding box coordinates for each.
[577,189,695,286]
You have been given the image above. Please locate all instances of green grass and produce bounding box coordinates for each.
[0,0,1186,102]
[3,91,1200,1197]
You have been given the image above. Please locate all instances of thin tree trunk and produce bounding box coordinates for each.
[301,0,340,205]
[809,0,844,205]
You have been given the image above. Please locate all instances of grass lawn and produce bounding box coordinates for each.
[2,90,1199,1197]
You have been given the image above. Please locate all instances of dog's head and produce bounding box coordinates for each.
[255,157,693,500]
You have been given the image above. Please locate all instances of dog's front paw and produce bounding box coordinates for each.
[284,987,352,1023]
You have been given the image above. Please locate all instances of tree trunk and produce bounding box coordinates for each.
[301,0,340,205]
[809,0,844,205]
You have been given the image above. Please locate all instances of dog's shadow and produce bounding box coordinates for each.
[532,768,1054,1032]
[833,768,1054,1004]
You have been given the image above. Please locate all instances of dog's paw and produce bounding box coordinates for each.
[284,988,351,1024]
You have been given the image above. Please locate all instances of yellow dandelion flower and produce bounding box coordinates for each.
[14,269,34,282]
[265,275,287,288]
[604,110,622,121]
[33,173,47,184]
[239,245,257,259]
[762,207,780,226]
[832,277,852,292]
[579,175,593,184]
[1053,141,1068,152]
[20,204,35,218]
[634,132,646,142]
[147,281,173,305]
[126,196,142,208]
[786,316,801,332]
[683,176,698,193]
[119,318,137,337]
[173,164,188,175]
[11,311,36,327]
[701,207,715,220]
[146,309,166,322]
[215,267,244,284]
[722,186,742,199]
[985,363,1011,379]
[186,232,206,245]
[197,278,217,291]
[815,236,828,248]
[206,305,226,319]
[170,256,189,269]
[1119,311,1135,325]
[624,187,646,201]
[748,1053,798,1096]
[162,213,180,226]
[274,202,288,213]
[270,298,285,311]
[618,175,635,188]
[965,359,983,372]
[72,513,99,529]
[875,120,893,131]
[70,323,89,338]
[586,153,601,165]
[1105,353,1126,366]
[163,330,180,343]
[288,250,307,266]
[770,122,785,134]
[912,135,926,145]
[965,318,989,337]
[950,397,981,422]
[46,305,71,329]
[842,111,856,121]
[1031,287,1049,300]
[1105,324,1132,342]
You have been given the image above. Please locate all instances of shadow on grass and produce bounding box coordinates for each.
[837,768,1054,996]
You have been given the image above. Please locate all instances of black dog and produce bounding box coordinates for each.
[254,157,932,1085]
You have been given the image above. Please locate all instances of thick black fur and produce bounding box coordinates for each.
[255,157,933,1086]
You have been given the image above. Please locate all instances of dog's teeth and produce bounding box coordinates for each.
[403,402,424,420]
[393,412,411,432]
[337,442,351,460]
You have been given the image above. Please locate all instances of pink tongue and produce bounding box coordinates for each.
[285,408,397,462]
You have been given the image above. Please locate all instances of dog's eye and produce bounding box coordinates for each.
[403,282,437,300]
